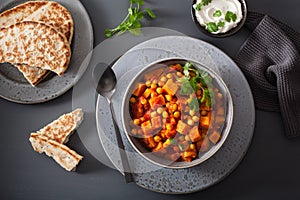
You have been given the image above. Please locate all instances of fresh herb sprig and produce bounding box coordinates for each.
[193,0,212,11]
[179,62,214,108]
[104,0,156,38]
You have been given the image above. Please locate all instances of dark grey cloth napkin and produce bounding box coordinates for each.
[235,12,300,138]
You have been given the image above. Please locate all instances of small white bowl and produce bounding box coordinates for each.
[191,0,247,38]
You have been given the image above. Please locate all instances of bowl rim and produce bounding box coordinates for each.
[191,0,248,38]
[121,56,234,169]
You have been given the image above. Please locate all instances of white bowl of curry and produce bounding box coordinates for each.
[121,57,233,169]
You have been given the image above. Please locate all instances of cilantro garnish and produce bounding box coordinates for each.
[217,21,225,27]
[213,10,222,17]
[225,11,237,22]
[105,0,156,38]
[206,22,219,33]
[179,62,214,110]
[193,0,212,11]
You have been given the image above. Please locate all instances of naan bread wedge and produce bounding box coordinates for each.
[29,133,83,171]
[0,0,73,43]
[36,108,84,144]
[0,0,74,85]
[0,21,71,76]
[14,64,51,86]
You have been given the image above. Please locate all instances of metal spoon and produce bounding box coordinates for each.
[93,62,133,183]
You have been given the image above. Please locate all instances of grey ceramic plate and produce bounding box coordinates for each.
[0,0,93,104]
[96,36,255,194]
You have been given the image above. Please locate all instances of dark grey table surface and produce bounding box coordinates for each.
[1,0,300,199]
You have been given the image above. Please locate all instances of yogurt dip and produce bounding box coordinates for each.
[193,0,243,34]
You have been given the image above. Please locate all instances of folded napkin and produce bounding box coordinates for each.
[235,12,300,138]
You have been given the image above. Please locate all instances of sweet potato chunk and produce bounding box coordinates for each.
[189,126,201,142]
[141,120,153,135]
[153,141,163,151]
[133,84,146,97]
[176,120,190,135]
[143,136,156,148]
[209,131,221,144]
[182,149,197,162]
[163,79,178,95]
[200,113,211,129]
[143,88,152,98]
[149,95,165,109]
[151,116,162,129]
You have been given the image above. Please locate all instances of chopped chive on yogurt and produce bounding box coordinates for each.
[193,0,243,34]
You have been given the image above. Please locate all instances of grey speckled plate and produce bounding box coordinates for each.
[96,36,255,194]
[0,0,93,104]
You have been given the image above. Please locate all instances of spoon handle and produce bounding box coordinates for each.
[109,102,134,183]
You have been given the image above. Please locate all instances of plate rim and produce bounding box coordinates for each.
[96,35,255,194]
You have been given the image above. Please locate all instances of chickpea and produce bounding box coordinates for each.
[165,95,172,102]
[217,92,223,99]
[165,102,170,110]
[176,72,182,77]
[130,97,136,103]
[152,79,158,84]
[190,144,196,150]
[171,104,178,112]
[151,112,157,118]
[185,135,191,141]
[162,111,169,118]
[166,73,172,79]
[141,98,147,105]
[192,116,199,122]
[160,76,167,82]
[156,87,163,94]
[131,129,137,135]
[145,80,151,87]
[179,135,185,141]
[187,119,194,126]
[154,135,161,143]
[157,107,164,114]
[133,119,140,125]
[174,111,180,118]
[189,109,195,116]
[151,83,157,89]
[201,110,208,116]
[158,81,164,87]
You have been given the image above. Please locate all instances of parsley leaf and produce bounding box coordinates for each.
[105,0,155,38]
[213,10,222,17]
[190,97,199,111]
[206,22,219,33]
[225,11,237,22]
[217,21,225,27]
[193,0,212,11]
[179,62,215,109]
